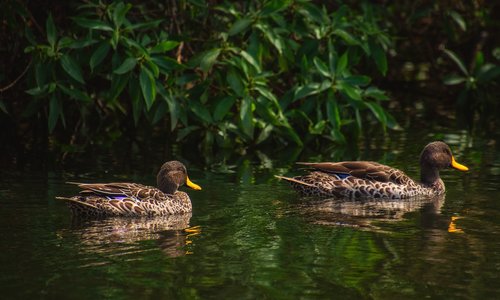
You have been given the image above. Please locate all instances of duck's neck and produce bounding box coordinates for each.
[157,179,178,195]
[420,164,441,186]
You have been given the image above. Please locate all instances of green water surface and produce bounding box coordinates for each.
[1,131,499,299]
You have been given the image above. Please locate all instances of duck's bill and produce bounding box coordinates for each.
[451,156,469,171]
[186,176,202,190]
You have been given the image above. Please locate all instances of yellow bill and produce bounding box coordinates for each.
[186,176,202,190]
[451,156,469,171]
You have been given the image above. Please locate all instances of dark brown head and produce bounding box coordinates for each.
[156,161,202,195]
[419,141,468,184]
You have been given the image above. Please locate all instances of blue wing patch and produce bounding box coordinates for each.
[335,173,351,180]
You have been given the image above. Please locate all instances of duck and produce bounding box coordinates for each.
[276,141,468,199]
[56,161,202,217]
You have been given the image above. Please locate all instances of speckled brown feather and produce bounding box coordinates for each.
[278,142,468,199]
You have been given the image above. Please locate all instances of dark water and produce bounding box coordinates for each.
[1,130,500,299]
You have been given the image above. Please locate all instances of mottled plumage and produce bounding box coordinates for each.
[56,161,202,217]
[277,141,469,199]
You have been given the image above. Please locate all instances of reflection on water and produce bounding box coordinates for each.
[62,213,199,259]
[295,194,445,229]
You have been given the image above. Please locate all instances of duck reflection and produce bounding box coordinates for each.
[68,213,200,257]
[295,194,446,229]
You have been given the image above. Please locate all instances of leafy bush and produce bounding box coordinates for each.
[4,1,397,152]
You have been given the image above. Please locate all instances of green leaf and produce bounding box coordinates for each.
[449,11,466,31]
[337,81,362,101]
[371,44,387,75]
[326,93,341,129]
[313,57,331,78]
[90,42,110,72]
[129,77,142,124]
[190,100,212,124]
[443,74,466,85]
[442,48,469,76]
[114,57,137,74]
[293,81,331,101]
[57,84,91,102]
[151,41,180,54]
[108,73,130,100]
[333,29,358,46]
[343,75,371,86]
[229,18,252,36]
[240,50,261,73]
[48,95,60,133]
[365,102,387,126]
[46,14,56,49]
[364,86,389,100]
[113,2,132,28]
[72,17,113,31]
[139,67,156,110]
[0,100,7,114]
[176,125,200,141]
[200,48,221,72]
[240,96,254,138]
[157,85,179,130]
[152,100,167,124]
[60,54,85,84]
[336,51,348,75]
[214,96,236,121]
[151,56,182,73]
[227,69,245,97]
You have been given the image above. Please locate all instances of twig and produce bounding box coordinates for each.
[0,59,32,93]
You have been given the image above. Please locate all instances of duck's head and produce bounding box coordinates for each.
[419,141,468,184]
[156,161,202,194]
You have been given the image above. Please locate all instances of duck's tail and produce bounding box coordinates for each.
[274,175,316,187]
[55,196,98,209]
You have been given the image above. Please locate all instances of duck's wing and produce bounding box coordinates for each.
[71,182,166,201]
[296,161,411,185]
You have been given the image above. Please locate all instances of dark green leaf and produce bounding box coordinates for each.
[227,69,245,97]
[139,67,156,110]
[229,18,252,36]
[449,11,466,31]
[190,100,212,124]
[46,14,56,48]
[240,50,261,73]
[336,51,348,75]
[240,96,254,138]
[151,41,180,54]
[0,100,7,114]
[364,86,389,100]
[313,57,331,78]
[72,17,113,31]
[365,102,387,126]
[200,48,221,72]
[214,96,236,121]
[326,92,340,129]
[60,54,85,84]
[152,100,167,124]
[114,57,137,74]
[371,44,387,75]
[108,73,130,100]
[477,64,500,82]
[443,48,468,76]
[151,56,182,73]
[129,77,142,124]
[176,125,200,141]
[90,42,110,72]
[337,81,362,101]
[113,2,132,28]
[343,75,371,86]
[48,95,60,133]
[333,29,359,46]
[57,84,91,102]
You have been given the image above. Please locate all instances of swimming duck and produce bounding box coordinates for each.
[56,161,202,217]
[276,141,468,199]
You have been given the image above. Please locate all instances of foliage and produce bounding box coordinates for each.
[1,0,396,152]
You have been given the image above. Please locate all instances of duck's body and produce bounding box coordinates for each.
[277,142,468,199]
[57,161,202,217]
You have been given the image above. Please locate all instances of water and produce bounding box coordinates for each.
[1,131,500,299]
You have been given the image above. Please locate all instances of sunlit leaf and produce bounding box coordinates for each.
[449,11,466,31]
[60,54,85,84]
[443,75,466,85]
